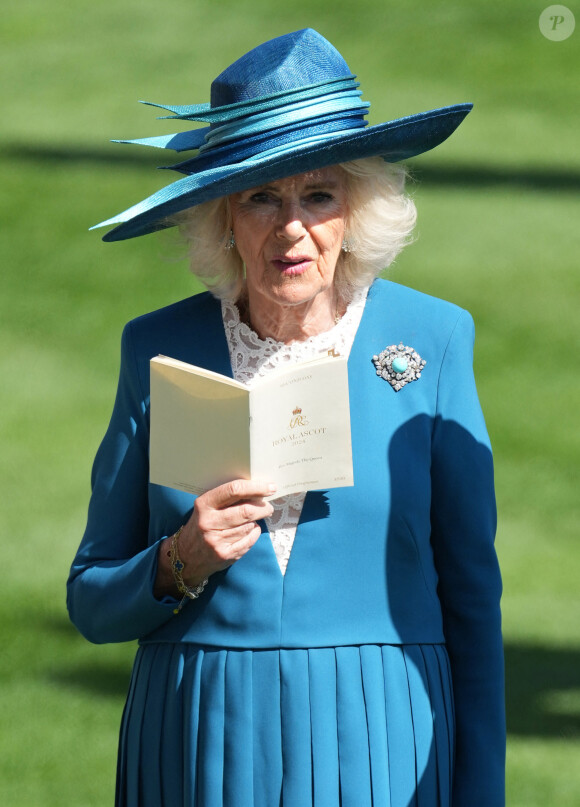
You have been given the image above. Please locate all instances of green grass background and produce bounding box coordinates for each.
[1,1,579,804]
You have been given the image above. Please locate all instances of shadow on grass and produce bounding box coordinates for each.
[50,661,133,699]
[409,164,580,193]
[3,142,580,192]
[504,642,580,739]
[42,614,134,699]
[43,612,580,737]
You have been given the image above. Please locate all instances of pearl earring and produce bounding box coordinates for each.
[341,237,351,253]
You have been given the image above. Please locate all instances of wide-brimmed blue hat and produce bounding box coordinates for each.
[92,28,472,241]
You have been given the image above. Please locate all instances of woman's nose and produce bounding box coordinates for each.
[276,202,306,240]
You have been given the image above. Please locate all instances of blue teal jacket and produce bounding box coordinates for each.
[67,279,505,803]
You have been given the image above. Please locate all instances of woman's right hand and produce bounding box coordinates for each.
[154,479,276,599]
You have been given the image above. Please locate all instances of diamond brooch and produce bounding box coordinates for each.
[372,344,426,391]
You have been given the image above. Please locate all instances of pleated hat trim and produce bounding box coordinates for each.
[92,29,472,241]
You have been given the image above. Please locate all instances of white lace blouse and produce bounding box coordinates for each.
[221,286,369,574]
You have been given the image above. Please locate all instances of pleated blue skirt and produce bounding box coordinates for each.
[116,643,454,807]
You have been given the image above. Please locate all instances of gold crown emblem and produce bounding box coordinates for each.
[292,406,302,415]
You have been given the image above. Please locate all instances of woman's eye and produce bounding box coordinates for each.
[249,192,273,204]
[308,192,333,204]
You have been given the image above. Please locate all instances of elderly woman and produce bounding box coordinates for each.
[67,29,505,807]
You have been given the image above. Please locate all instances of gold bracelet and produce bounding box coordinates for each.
[168,526,209,614]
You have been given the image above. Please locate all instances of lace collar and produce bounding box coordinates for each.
[221,285,369,385]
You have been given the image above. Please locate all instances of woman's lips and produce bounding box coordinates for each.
[271,256,312,274]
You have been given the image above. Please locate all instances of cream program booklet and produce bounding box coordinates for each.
[149,353,353,497]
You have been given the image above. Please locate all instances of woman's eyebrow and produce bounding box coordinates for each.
[251,180,339,192]
[304,181,339,190]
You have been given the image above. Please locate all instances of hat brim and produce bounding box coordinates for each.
[95,103,472,242]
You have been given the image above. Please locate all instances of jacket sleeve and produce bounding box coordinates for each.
[430,310,505,806]
[67,322,178,643]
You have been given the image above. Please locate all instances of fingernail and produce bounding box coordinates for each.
[268,484,277,493]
